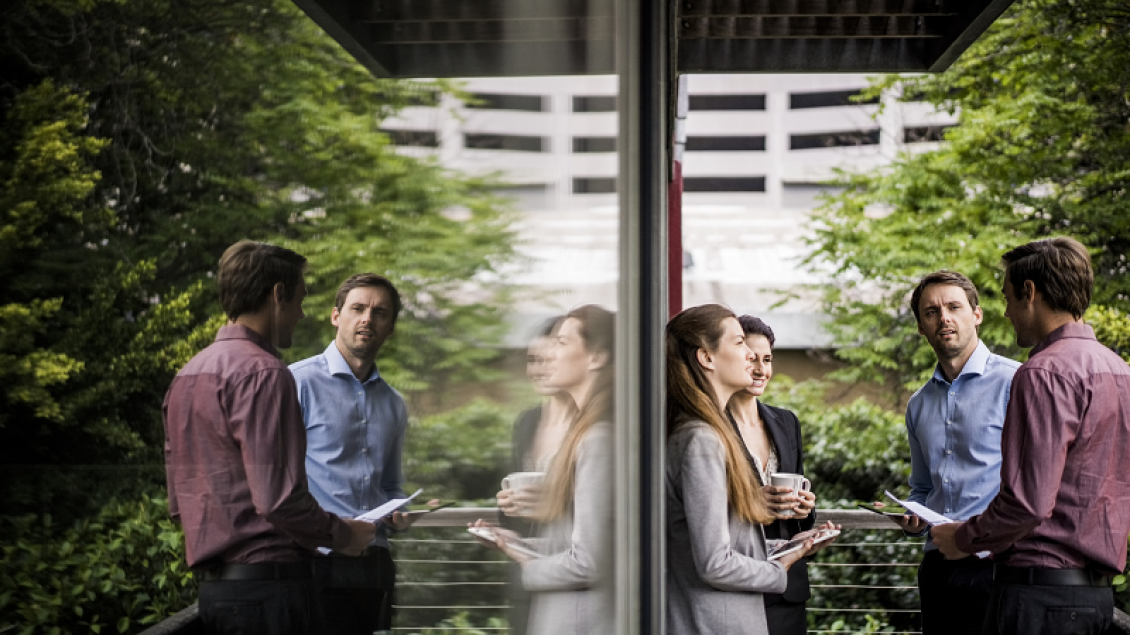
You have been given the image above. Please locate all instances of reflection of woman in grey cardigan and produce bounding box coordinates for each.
[480,305,615,635]
[665,305,831,635]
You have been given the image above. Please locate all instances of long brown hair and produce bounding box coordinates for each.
[666,304,773,525]
[537,305,615,522]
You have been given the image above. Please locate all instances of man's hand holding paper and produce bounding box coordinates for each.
[929,522,971,560]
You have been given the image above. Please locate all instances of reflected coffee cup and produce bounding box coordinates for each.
[501,472,545,518]
[501,471,545,493]
[769,472,812,518]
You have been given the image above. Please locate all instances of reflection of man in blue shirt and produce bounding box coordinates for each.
[291,272,409,635]
[899,270,1019,635]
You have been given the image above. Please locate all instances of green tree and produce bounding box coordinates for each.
[805,0,1130,392]
[0,0,515,482]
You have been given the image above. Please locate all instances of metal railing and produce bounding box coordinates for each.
[140,508,1130,635]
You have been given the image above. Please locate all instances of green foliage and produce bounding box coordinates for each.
[770,378,911,505]
[3,1,516,631]
[0,77,215,479]
[403,399,517,502]
[403,609,508,635]
[820,614,895,633]
[238,2,515,392]
[1087,305,1130,362]
[0,494,194,635]
[1,0,514,464]
[807,0,1130,392]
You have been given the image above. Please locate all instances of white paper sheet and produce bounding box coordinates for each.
[883,490,953,526]
[884,490,991,559]
[316,488,424,555]
[354,488,423,523]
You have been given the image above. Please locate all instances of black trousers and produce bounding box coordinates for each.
[313,546,396,635]
[766,600,807,635]
[918,550,994,635]
[198,577,324,635]
[982,580,1112,635]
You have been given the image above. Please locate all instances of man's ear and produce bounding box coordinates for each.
[272,282,286,306]
[695,347,715,371]
[330,306,341,328]
[1022,280,1039,308]
[972,305,984,326]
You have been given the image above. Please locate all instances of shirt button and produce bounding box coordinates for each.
[949,392,955,396]
[946,450,952,455]
[946,420,951,425]
[362,448,369,454]
[944,479,949,483]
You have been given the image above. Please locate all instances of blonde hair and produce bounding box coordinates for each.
[666,305,773,525]
[536,305,615,522]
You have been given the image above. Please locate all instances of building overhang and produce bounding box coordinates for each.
[293,0,1015,78]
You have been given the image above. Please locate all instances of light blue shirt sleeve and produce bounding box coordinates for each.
[905,398,933,506]
[291,341,409,548]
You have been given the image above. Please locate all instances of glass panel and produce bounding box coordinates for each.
[1,0,637,633]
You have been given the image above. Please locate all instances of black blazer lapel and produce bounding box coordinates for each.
[758,400,799,474]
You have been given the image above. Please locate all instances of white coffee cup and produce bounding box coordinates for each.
[769,472,812,518]
[501,471,545,492]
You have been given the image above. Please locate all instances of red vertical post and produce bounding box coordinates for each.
[668,160,683,318]
[668,75,688,318]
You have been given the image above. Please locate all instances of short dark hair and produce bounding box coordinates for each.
[737,315,776,348]
[334,273,402,324]
[910,270,980,324]
[217,241,307,320]
[1002,237,1092,319]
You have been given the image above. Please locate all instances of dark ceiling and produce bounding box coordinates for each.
[294,0,1015,77]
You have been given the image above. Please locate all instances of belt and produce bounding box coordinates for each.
[319,545,390,559]
[993,565,1112,588]
[197,561,313,582]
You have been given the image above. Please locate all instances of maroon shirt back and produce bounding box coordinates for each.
[957,323,1130,573]
[163,324,350,567]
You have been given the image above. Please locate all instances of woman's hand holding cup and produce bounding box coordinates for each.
[497,472,544,518]
[767,473,812,519]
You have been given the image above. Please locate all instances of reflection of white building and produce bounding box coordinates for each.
[385,74,954,348]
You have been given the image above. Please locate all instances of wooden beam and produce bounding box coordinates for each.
[354,0,611,22]
[679,0,958,18]
[678,36,929,72]
[366,39,615,77]
[371,18,613,43]
[679,15,949,38]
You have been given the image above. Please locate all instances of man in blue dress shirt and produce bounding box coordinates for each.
[895,270,1020,635]
[291,272,411,635]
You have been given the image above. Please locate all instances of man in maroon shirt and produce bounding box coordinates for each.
[164,241,376,635]
[932,237,1130,635]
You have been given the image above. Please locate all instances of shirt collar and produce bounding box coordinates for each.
[1030,322,1096,357]
[323,340,381,384]
[931,339,990,384]
[216,324,279,358]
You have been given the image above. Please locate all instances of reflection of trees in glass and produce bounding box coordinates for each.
[1,0,514,631]
[805,0,1130,395]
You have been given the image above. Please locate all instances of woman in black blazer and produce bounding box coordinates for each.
[727,315,817,635]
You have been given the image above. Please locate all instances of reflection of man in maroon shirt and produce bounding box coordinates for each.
[932,237,1130,635]
[164,241,375,635]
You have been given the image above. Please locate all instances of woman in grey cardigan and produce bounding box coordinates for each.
[665,305,836,635]
[474,305,614,635]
